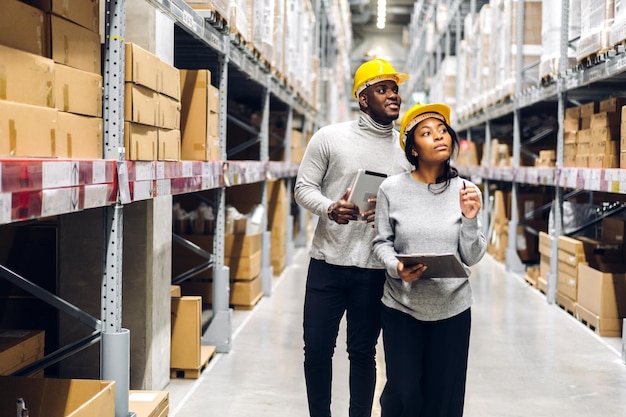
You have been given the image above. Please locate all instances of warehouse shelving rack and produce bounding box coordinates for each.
[0,0,346,415]
[404,0,626,308]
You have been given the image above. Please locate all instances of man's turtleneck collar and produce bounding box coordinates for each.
[358,111,394,137]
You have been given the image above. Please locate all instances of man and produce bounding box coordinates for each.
[294,58,412,417]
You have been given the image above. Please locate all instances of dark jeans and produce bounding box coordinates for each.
[380,305,471,417]
[303,258,386,417]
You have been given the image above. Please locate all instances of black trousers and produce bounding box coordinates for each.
[303,259,386,417]
[380,305,471,417]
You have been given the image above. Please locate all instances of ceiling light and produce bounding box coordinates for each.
[376,0,386,29]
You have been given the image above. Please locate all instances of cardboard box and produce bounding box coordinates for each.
[579,101,598,118]
[125,43,160,91]
[159,60,181,100]
[0,0,47,56]
[563,117,579,132]
[125,83,159,126]
[539,231,553,256]
[601,217,626,244]
[577,263,626,319]
[0,376,115,417]
[0,329,45,375]
[157,128,181,161]
[170,296,202,370]
[577,236,626,272]
[228,250,262,280]
[0,45,54,107]
[176,233,262,257]
[55,64,103,117]
[180,69,221,161]
[158,94,181,130]
[56,112,103,158]
[230,275,263,306]
[565,105,581,119]
[590,112,620,128]
[50,15,101,74]
[0,100,57,157]
[124,122,157,161]
[129,390,169,417]
[599,97,626,113]
[170,285,181,297]
[23,0,99,32]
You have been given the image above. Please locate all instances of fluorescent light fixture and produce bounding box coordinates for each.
[377,0,386,29]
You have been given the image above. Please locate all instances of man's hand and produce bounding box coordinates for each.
[328,189,360,224]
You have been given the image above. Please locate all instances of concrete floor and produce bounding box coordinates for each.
[167,248,626,417]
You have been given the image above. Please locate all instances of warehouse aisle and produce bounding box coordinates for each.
[167,247,626,417]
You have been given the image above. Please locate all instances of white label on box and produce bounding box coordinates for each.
[92,160,106,184]
[135,162,154,181]
[133,181,153,201]
[42,188,72,216]
[43,161,73,188]
[84,184,110,209]
[129,392,159,402]
[0,193,9,224]
[156,179,171,196]
[155,161,165,179]
[182,161,193,177]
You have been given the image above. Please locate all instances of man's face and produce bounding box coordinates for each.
[359,80,402,125]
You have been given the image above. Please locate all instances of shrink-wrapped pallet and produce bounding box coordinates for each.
[577,0,614,61]
[539,0,580,80]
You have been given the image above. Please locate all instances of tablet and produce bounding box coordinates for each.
[347,169,387,219]
[395,253,469,278]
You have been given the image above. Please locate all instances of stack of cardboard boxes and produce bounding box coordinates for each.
[0,329,45,377]
[564,97,626,168]
[0,0,102,158]
[124,43,181,161]
[555,235,586,314]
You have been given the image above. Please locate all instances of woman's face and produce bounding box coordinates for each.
[411,117,452,164]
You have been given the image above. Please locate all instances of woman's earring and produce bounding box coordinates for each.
[412,151,418,157]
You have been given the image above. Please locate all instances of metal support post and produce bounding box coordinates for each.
[547,0,571,304]
[203,44,232,353]
[506,0,526,274]
[260,74,273,296]
[284,99,296,265]
[483,121,493,237]
[102,1,133,415]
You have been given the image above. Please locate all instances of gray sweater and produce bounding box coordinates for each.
[372,173,487,321]
[294,112,411,269]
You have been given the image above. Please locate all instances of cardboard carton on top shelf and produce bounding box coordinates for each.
[0,376,115,417]
[56,112,103,159]
[157,128,181,162]
[159,59,181,101]
[0,45,54,108]
[125,43,160,92]
[158,94,181,130]
[23,0,99,32]
[590,112,621,128]
[0,100,56,157]
[50,15,101,74]
[55,63,103,117]
[125,83,159,126]
[599,97,626,113]
[565,106,581,119]
[579,101,598,118]
[124,122,157,161]
[0,0,47,56]
[179,69,221,161]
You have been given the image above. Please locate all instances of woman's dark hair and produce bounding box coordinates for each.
[404,119,459,194]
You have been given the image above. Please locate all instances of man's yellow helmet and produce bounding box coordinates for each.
[352,58,409,99]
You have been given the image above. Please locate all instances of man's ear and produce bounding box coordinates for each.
[358,93,368,108]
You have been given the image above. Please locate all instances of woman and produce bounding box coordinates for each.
[372,102,487,417]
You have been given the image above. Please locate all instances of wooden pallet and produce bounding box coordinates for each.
[576,49,611,69]
[575,304,622,337]
[537,277,547,295]
[170,345,217,379]
[555,291,576,317]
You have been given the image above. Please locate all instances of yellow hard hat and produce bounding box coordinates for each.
[352,58,409,99]
[399,102,451,150]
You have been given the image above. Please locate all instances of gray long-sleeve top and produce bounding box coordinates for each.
[372,173,487,321]
[294,112,411,269]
